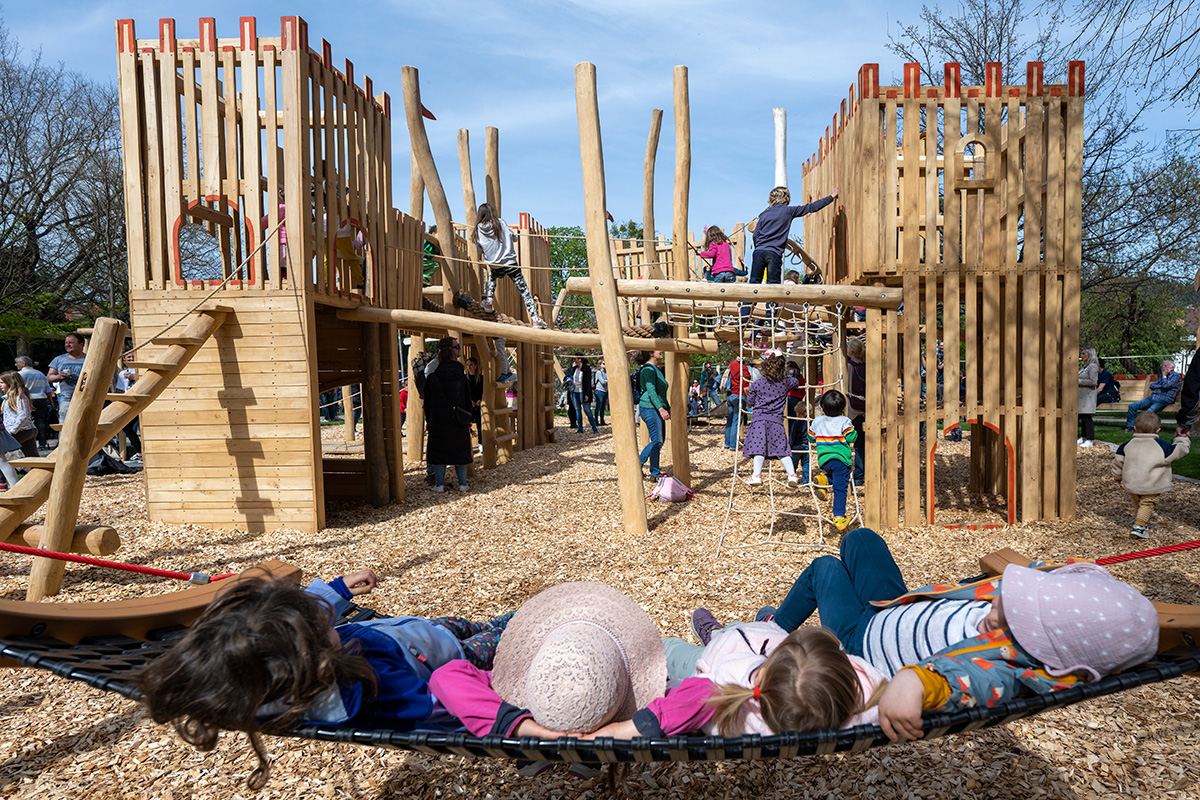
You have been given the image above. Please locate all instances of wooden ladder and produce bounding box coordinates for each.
[1,307,231,599]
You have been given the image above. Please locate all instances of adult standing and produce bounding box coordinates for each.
[568,356,598,434]
[741,185,839,326]
[0,371,39,458]
[1176,353,1200,435]
[700,362,717,410]
[14,357,51,448]
[724,355,751,450]
[1077,348,1099,448]
[424,340,474,493]
[47,332,87,428]
[465,356,484,447]
[846,337,867,484]
[1125,360,1183,431]
[635,350,670,480]
[593,359,609,426]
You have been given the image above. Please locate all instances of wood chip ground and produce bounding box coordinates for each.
[1,423,1197,799]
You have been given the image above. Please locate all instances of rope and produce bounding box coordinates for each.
[0,541,233,584]
[1097,539,1200,566]
[124,218,286,359]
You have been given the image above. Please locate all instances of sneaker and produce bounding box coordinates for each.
[497,371,515,384]
[532,318,549,329]
[787,473,800,487]
[1080,440,1093,448]
[814,472,830,501]
[481,298,494,312]
[1077,437,1085,445]
[691,608,724,646]
[746,474,763,486]
[0,483,7,491]
[755,605,777,623]
[457,485,469,493]
[1131,525,1149,539]
[834,515,850,531]
[431,485,445,493]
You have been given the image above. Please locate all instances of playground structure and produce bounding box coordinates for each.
[800,61,1085,528]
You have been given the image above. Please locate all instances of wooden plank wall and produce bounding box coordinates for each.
[803,61,1084,528]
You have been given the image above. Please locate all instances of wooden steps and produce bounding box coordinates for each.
[106,392,153,403]
[0,493,41,507]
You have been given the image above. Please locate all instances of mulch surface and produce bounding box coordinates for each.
[1,423,1198,799]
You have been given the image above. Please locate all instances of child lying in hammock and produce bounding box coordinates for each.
[753,527,1160,741]
[137,571,512,789]
[430,581,886,740]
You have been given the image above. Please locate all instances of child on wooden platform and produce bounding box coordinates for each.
[754,527,1159,742]
[138,570,513,789]
[808,388,857,530]
[742,351,800,488]
[473,203,548,329]
[696,225,746,283]
[1112,410,1191,538]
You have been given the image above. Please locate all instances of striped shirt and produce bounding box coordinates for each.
[862,598,990,677]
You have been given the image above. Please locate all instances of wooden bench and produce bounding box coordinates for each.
[1094,374,1180,417]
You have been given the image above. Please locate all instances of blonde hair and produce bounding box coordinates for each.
[846,337,866,362]
[706,627,884,736]
[768,186,791,206]
[0,371,29,412]
[1081,347,1098,367]
[1134,410,1160,433]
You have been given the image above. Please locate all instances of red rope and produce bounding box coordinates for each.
[1096,539,1200,566]
[0,541,234,583]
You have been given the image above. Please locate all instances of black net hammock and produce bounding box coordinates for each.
[3,600,1199,765]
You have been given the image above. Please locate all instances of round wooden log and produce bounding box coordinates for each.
[457,128,483,299]
[402,66,461,298]
[410,162,425,220]
[485,126,501,216]
[7,525,120,556]
[28,318,126,601]
[668,65,692,486]
[643,109,663,281]
[338,307,719,354]
[561,276,903,307]
[343,385,357,443]
[575,62,648,537]
[362,322,390,507]
[405,335,426,464]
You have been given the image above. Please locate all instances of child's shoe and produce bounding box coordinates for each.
[431,484,445,493]
[0,483,7,491]
[787,473,800,488]
[497,371,515,384]
[833,515,850,531]
[532,318,549,329]
[457,484,469,493]
[1130,525,1149,539]
[814,472,830,501]
[746,474,763,486]
[1080,440,1093,448]
[755,605,777,623]
[481,298,495,312]
[691,608,724,645]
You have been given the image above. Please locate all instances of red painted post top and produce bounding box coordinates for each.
[198,17,216,52]
[239,17,256,52]
[1026,61,1044,97]
[858,64,880,100]
[117,19,136,53]
[903,63,921,98]
[281,16,308,52]
[944,63,961,98]
[1068,61,1085,96]
[159,19,176,53]
[985,62,1002,97]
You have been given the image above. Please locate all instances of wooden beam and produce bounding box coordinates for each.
[563,277,903,307]
[6,525,119,556]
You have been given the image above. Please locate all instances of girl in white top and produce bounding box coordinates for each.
[474,204,547,329]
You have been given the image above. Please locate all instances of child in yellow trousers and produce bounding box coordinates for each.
[1112,410,1190,538]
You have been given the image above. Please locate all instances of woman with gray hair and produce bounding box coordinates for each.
[1078,347,1099,448]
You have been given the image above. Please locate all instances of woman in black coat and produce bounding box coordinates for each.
[424,342,474,492]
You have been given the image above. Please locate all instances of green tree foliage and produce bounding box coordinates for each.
[546,225,595,331]
[609,219,644,242]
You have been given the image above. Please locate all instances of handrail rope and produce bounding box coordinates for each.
[0,541,234,584]
[123,219,286,358]
[387,241,679,273]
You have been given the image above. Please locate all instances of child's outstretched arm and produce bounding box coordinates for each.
[340,570,377,596]
[877,668,928,741]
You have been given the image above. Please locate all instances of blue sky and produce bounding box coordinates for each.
[4,1,1181,238]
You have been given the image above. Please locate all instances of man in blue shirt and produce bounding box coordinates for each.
[1125,359,1183,430]
[47,332,87,428]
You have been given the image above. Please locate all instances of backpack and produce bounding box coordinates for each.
[648,475,694,502]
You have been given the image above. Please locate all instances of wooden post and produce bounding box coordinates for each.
[575,62,648,536]
[643,109,664,280]
[406,335,425,462]
[27,318,126,601]
[458,130,482,308]
[666,65,692,487]
[343,385,357,442]
[362,322,389,507]
[410,162,424,220]
[485,126,501,216]
[402,66,460,297]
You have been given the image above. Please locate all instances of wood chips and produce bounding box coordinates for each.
[1,423,1198,799]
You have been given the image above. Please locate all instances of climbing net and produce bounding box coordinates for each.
[713,299,863,558]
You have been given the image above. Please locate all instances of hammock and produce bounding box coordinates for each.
[4,599,1197,764]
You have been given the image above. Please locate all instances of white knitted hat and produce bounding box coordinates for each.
[492,582,666,733]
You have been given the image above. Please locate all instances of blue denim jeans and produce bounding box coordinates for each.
[741,250,782,324]
[1126,397,1168,429]
[433,464,469,488]
[824,459,851,516]
[639,406,664,477]
[773,528,908,657]
[724,394,742,449]
[571,391,598,432]
[713,270,737,284]
[594,390,608,422]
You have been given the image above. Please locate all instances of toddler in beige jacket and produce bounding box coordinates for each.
[1112,411,1190,538]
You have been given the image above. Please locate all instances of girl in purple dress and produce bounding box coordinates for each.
[743,351,800,487]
